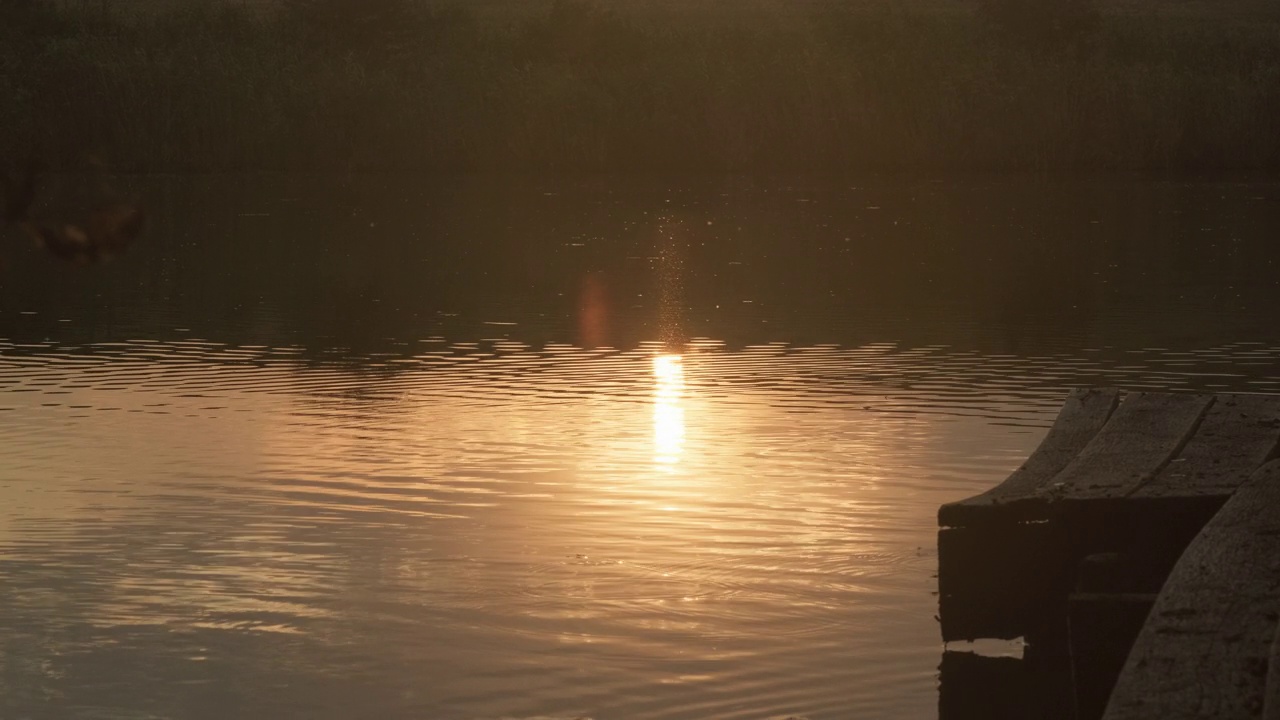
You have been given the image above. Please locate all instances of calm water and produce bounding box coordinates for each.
[2,175,1280,719]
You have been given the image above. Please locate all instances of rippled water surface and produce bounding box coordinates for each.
[2,176,1280,719]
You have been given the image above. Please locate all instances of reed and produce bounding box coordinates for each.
[3,0,1278,174]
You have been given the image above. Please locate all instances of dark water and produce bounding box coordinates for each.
[2,175,1280,719]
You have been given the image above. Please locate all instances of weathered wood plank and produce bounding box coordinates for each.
[1069,592,1157,720]
[938,387,1120,528]
[1081,393,1280,606]
[1102,459,1280,720]
[1133,393,1280,500]
[938,521,1070,641]
[939,650,1075,720]
[1075,552,1158,595]
[1045,392,1214,502]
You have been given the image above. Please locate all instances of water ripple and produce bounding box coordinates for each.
[3,338,1280,718]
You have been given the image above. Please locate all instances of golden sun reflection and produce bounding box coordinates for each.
[652,354,686,469]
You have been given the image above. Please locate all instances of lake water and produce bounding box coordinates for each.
[2,175,1280,719]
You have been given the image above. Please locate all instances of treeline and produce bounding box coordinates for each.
[2,0,1279,173]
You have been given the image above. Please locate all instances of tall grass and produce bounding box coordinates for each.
[3,0,1279,174]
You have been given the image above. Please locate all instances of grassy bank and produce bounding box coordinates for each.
[3,0,1280,173]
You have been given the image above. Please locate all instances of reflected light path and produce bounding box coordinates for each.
[652,354,686,470]
[5,176,1280,720]
[11,336,1279,719]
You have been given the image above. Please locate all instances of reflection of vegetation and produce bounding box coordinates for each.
[2,0,1279,173]
[2,160,144,263]
[975,0,1099,48]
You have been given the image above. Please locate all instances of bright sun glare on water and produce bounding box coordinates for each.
[652,354,685,469]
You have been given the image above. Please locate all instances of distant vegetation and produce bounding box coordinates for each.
[3,0,1279,173]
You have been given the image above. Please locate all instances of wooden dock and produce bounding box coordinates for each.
[937,388,1280,720]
